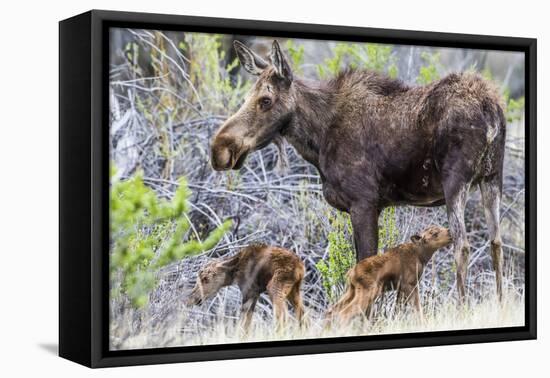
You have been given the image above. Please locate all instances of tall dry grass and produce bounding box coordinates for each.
[111,286,524,350]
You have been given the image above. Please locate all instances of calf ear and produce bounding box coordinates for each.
[410,234,422,244]
[270,40,293,82]
[234,40,268,76]
[218,253,240,272]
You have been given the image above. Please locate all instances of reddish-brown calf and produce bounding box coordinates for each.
[329,225,452,325]
[187,244,305,331]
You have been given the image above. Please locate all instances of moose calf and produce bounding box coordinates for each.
[329,225,452,325]
[187,244,305,331]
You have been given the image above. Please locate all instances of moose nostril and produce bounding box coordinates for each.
[211,145,233,170]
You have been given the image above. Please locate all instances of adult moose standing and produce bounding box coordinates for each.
[210,40,506,302]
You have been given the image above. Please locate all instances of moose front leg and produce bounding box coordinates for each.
[350,205,380,261]
[240,293,258,334]
[399,283,424,323]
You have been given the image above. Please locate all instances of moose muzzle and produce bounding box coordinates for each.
[210,133,250,171]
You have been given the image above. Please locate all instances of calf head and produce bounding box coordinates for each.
[187,259,235,306]
[410,225,452,250]
[210,40,295,170]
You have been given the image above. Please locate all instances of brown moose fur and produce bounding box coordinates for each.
[187,244,305,331]
[328,226,452,325]
[211,40,506,302]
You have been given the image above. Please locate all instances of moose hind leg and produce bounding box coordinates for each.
[288,282,305,326]
[444,182,471,303]
[339,287,370,326]
[326,282,356,328]
[364,284,383,322]
[331,282,355,314]
[267,279,292,330]
[480,179,504,300]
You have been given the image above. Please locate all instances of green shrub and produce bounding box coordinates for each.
[286,40,305,75]
[316,211,355,301]
[506,95,525,123]
[482,68,525,123]
[378,206,399,250]
[317,42,398,79]
[417,51,441,85]
[179,34,251,113]
[502,88,525,123]
[110,169,232,308]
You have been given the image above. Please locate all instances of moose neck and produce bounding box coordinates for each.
[280,79,336,171]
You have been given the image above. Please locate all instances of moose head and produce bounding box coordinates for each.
[210,40,295,171]
[187,258,236,306]
[410,225,453,250]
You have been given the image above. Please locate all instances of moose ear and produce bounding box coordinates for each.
[410,234,422,244]
[233,40,268,76]
[270,40,293,82]
[217,254,240,272]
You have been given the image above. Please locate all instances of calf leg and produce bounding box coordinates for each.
[364,283,384,321]
[413,287,423,320]
[288,282,305,326]
[351,204,380,261]
[443,181,471,303]
[267,279,293,330]
[340,286,378,326]
[326,282,355,329]
[240,293,258,333]
[338,288,365,325]
[330,281,355,315]
[400,283,424,321]
[480,178,504,301]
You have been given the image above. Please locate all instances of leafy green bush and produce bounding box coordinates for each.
[417,51,441,85]
[482,67,525,123]
[286,40,305,75]
[378,206,399,249]
[180,34,251,112]
[110,169,232,307]
[316,211,355,301]
[505,95,525,123]
[317,42,398,79]
[502,87,525,123]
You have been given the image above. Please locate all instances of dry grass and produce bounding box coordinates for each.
[110,285,524,350]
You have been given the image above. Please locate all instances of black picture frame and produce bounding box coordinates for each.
[59,9,537,368]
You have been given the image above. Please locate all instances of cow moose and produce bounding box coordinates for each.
[187,244,305,331]
[327,225,453,325]
[210,40,506,302]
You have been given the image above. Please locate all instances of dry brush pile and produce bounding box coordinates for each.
[108,29,526,350]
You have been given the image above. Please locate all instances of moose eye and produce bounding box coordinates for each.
[259,97,272,110]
